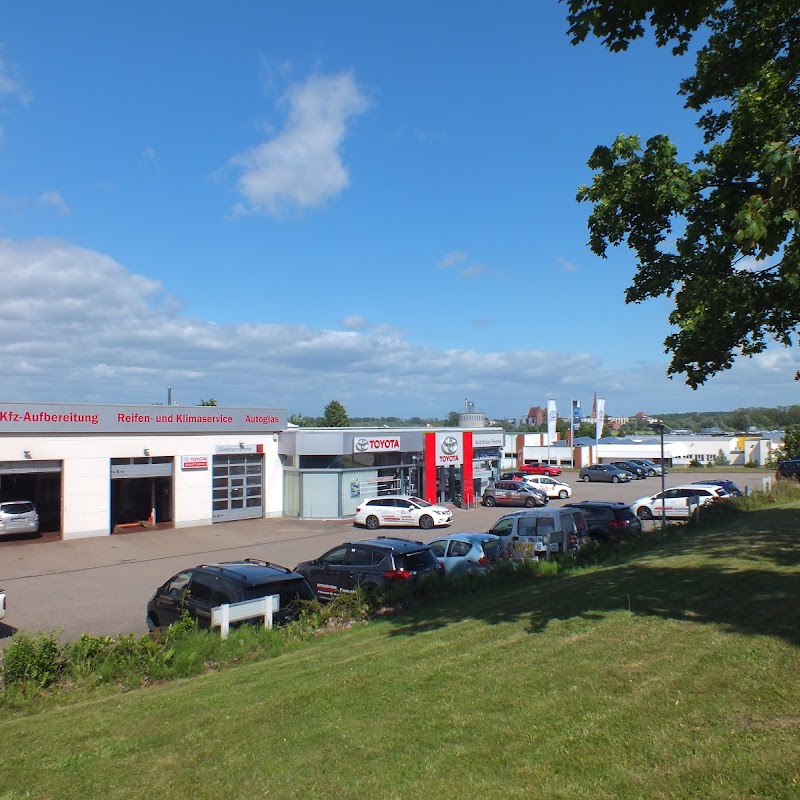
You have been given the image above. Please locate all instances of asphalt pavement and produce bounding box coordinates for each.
[0,470,772,642]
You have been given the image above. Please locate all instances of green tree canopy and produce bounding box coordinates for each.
[288,412,316,427]
[783,424,800,457]
[565,0,800,387]
[320,400,350,428]
[443,410,461,427]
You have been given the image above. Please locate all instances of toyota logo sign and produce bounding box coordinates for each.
[355,438,369,452]
[441,436,459,455]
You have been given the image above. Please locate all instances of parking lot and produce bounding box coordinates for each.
[0,470,772,641]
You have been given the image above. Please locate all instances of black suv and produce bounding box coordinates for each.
[562,501,643,542]
[775,458,800,481]
[146,559,315,631]
[295,536,443,600]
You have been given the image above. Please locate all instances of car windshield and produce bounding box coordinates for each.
[408,496,431,507]
[1,502,34,514]
[518,517,555,537]
[481,539,503,560]
[396,549,438,570]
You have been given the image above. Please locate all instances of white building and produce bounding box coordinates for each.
[505,431,777,470]
[0,401,285,539]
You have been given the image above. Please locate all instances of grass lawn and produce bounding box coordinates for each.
[1,503,799,799]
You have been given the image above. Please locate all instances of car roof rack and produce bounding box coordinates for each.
[372,535,425,546]
[198,559,294,579]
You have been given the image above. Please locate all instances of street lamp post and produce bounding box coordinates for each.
[651,422,667,530]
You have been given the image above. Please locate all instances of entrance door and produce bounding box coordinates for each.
[212,454,264,522]
[436,465,461,503]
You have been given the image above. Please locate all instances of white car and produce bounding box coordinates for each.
[521,475,572,499]
[354,495,453,531]
[631,484,725,520]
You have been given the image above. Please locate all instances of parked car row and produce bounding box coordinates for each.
[146,502,603,630]
[145,473,748,632]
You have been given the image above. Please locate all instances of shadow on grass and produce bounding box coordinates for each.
[387,507,800,647]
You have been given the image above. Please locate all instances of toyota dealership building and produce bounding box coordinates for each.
[0,401,503,541]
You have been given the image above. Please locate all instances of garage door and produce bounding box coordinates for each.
[212,454,263,522]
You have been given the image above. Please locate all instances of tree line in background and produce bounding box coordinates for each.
[286,402,800,436]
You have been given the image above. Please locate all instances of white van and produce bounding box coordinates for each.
[487,508,588,559]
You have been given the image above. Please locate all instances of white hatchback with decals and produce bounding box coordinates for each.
[354,495,453,531]
[631,484,725,520]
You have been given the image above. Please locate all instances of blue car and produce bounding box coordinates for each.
[426,532,504,577]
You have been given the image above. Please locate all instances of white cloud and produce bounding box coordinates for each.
[0,51,26,101]
[459,264,485,279]
[1,238,799,417]
[229,71,369,217]
[437,251,467,269]
[559,257,577,272]
[141,147,159,171]
[37,190,70,216]
[340,315,369,330]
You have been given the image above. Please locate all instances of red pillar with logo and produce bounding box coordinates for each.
[462,432,474,505]
[424,432,437,503]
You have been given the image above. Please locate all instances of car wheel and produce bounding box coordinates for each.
[484,496,497,507]
[146,612,159,633]
[648,469,656,477]
[419,515,434,530]
[637,507,653,520]
[365,515,380,530]
[558,489,569,499]
[524,497,536,507]
[582,475,591,483]
[612,475,620,484]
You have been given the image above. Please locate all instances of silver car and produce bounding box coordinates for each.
[426,532,505,577]
[482,480,548,508]
[578,464,632,484]
[0,500,39,537]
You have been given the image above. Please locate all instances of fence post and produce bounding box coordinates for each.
[219,603,230,639]
[263,595,277,628]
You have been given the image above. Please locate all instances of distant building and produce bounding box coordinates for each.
[525,406,546,427]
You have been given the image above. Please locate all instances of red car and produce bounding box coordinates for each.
[519,463,562,477]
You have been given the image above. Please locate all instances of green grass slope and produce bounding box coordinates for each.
[1,506,799,800]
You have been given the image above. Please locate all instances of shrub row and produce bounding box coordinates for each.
[3,482,797,712]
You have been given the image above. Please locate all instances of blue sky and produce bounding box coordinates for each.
[0,1,797,420]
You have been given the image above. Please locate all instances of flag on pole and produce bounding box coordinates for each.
[595,397,605,441]
[572,399,582,431]
[547,398,558,444]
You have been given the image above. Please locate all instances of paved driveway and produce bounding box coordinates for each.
[0,470,772,641]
